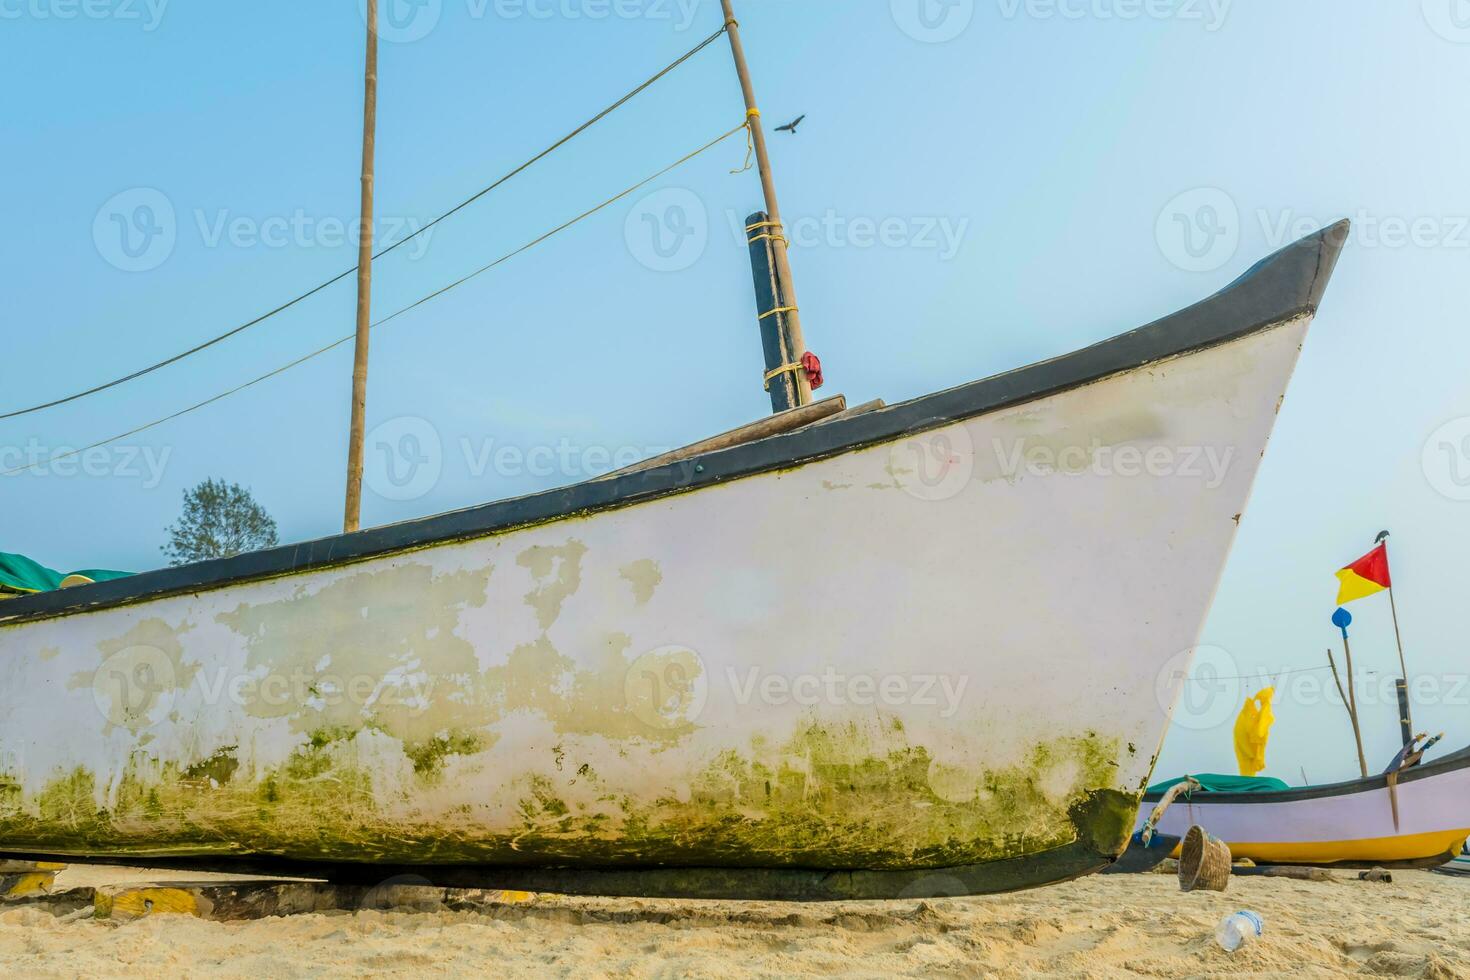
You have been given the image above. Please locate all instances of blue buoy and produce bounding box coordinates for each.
[1332,607,1352,636]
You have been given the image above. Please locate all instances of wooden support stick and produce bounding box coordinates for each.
[1232,865,1335,882]
[1140,776,1198,846]
[78,881,537,922]
[1336,640,1369,779]
[601,396,847,480]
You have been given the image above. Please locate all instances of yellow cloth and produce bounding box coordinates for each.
[1233,687,1276,777]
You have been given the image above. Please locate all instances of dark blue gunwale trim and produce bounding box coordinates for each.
[0,222,1347,628]
[1142,744,1470,806]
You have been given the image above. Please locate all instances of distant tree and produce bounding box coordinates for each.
[163,479,278,566]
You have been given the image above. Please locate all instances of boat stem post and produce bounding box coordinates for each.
[1395,679,1413,749]
[343,0,379,534]
[720,0,813,408]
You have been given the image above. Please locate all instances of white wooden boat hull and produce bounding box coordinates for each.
[0,226,1347,898]
[1137,748,1470,868]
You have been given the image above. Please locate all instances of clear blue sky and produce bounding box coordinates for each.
[4,1,1469,785]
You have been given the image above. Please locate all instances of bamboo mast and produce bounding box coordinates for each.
[1377,531,1414,744]
[720,0,812,407]
[344,0,379,533]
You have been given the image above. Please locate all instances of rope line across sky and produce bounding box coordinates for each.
[1181,664,1381,684]
[1,123,750,479]
[0,27,730,425]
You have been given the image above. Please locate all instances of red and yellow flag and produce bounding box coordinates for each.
[1335,543,1391,605]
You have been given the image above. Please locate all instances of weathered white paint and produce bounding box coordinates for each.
[0,317,1311,869]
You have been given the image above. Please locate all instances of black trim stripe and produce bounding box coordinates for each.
[1142,744,1470,806]
[0,222,1348,628]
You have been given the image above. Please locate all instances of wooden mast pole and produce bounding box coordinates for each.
[344,0,379,533]
[720,0,812,407]
[1376,531,1414,745]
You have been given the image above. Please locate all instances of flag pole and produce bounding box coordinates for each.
[1387,586,1409,677]
[1377,531,1410,678]
[1377,530,1414,744]
[344,0,379,534]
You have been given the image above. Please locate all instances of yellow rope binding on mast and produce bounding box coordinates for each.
[763,361,805,391]
[730,108,760,174]
[761,304,804,390]
[746,219,789,247]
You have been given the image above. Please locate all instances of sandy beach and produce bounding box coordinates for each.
[2,866,1465,978]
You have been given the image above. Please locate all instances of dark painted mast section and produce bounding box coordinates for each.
[746,210,801,412]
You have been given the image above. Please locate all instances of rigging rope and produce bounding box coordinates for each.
[1181,664,1374,684]
[3,123,748,478]
[0,27,729,423]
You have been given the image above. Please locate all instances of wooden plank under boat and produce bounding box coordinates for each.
[0,224,1347,900]
[1136,746,1470,869]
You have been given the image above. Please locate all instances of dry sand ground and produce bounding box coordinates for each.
[1,865,1467,978]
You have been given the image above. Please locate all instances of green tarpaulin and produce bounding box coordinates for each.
[1147,773,1291,795]
[0,552,133,595]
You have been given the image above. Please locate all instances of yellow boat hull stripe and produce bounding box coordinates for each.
[1168,828,1470,864]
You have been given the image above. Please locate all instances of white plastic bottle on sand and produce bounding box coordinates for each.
[1216,911,1264,952]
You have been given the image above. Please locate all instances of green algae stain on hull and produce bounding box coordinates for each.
[0,724,1134,878]
[1,561,1139,886]
[214,563,496,746]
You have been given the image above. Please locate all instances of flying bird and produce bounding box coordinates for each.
[774,114,806,134]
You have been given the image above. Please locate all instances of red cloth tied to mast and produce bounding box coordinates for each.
[801,351,824,390]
